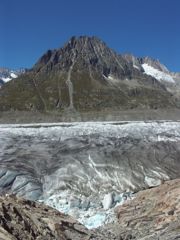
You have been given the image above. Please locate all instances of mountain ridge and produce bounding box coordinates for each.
[0,36,179,115]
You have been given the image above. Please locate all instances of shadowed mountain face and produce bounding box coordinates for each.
[0,36,177,113]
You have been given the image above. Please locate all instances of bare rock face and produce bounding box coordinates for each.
[110,178,180,240]
[0,195,110,240]
[34,36,133,79]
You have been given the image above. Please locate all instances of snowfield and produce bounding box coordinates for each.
[142,63,175,83]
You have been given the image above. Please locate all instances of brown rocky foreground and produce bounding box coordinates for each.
[0,179,180,240]
[105,178,180,240]
[0,195,111,240]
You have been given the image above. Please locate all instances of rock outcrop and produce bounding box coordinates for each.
[104,178,180,240]
[0,195,110,240]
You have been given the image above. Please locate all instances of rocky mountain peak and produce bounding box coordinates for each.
[64,35,106,51]
[61,35,112,66]
[139,56,169,73]
[34,35,133,80]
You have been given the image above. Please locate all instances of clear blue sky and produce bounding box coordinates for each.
[0,0,179,71]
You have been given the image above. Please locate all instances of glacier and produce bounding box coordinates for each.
[0,121,180,228]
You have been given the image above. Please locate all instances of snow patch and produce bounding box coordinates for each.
[133,64,140,70]
[108,75,119,83]
[103,74,119,83]
[10,72,18,78]
[108,75,115,81]
[2,77,12,83]
[142,63,175,83]
[1,72,18,83]
[144,176,161,187]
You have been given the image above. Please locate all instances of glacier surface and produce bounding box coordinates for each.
[0,121,180,228]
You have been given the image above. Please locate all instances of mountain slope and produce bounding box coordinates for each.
[0,36,177,113]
